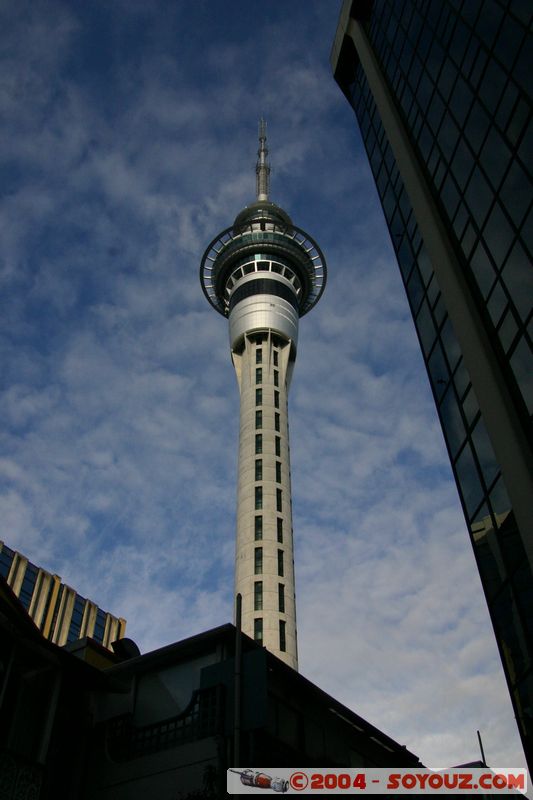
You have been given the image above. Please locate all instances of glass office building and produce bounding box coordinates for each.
[331,0,532,768]
[0,540,126,649]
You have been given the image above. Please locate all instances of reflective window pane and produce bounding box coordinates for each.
[455,441,485,518]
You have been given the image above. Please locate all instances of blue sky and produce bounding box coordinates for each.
[0,0,526,772]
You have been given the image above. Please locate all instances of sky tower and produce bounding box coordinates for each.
[200,121,326,670]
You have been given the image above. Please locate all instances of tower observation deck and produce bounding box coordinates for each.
[200,121,326,670]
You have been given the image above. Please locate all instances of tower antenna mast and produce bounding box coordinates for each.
[256,118,270,201]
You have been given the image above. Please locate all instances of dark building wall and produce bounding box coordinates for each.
[82,626,420,798]
[0,590,100,800]
[1,587,423,800]
[332,0,532,769]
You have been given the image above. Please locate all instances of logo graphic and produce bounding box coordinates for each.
[229,769,289,793]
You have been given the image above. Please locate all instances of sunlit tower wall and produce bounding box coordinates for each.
[200,122,326,670]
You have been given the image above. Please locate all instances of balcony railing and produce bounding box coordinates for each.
[105,685,223,762]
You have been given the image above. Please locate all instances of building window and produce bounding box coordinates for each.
[273,350,278,366]
[255,487,263,510]
[276,488,282,512]
[0,545,15,579]
[256,367,262,384]
[278,583,285,613]
[274,390,280,408]
[49,585,65,637]
[274,370,279,387]
[275,412,280,432]
[255,547,263,574]
[93,608,106,644]
[277,518,283,543]
[256,348,262,364]
[278,549,284,577]
[254,515,263,540]
[275,436,281,457]
[19,564,38,611]
[254,581,263,610]
[275,461,281,483]
[255,410,262,429]
[68,595,86,642]
[279,620,286,652]
[256,388,262,405]
[254,618,263,642]
[255,459,263,480]
[255,434,262,454]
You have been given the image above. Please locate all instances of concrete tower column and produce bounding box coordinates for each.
[232,331,297,668]
[200,121,326,670]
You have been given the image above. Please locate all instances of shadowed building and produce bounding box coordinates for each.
[200,122,326,670]
[0,580,422,799]
[331,0,532,768]
[0,540,126,649]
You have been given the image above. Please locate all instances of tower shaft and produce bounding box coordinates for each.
[233,331,297,669]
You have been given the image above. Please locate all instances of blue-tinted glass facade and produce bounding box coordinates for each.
[19,564,38,611]
[0,544,15,579]
[67,595,86,643]
[333,0,532,768]
[93,608,107,644]
[0,541,123,649]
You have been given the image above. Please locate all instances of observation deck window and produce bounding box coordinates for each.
[227,259,302,296]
